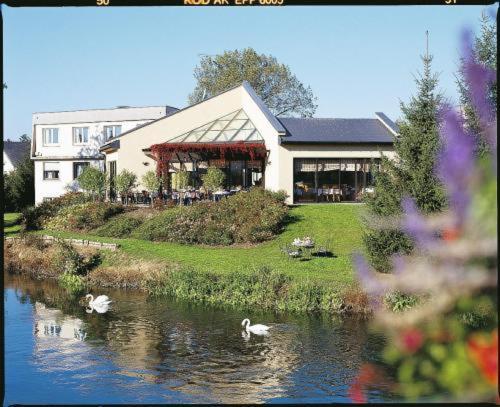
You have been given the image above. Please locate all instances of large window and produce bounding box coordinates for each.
[43,162,60,180]
[104,125,122,140]
[72,127,89,145]
[293,158,381,203]
[43,128,59,145]
[73,162,90,179]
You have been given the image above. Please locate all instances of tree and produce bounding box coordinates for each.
[77,166,106,201]
[189,48,317,117]
[141,170,162,206]
[172,169,190,191]
[115,169,137,205]
[201,167,226,191]
[363,52,446,272]
[456,11,497,156]
[19,134,31,143]
[3,154,35,211]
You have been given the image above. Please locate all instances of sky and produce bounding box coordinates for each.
[2,4,497,140]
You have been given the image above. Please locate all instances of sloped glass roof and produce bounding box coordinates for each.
[165,109,264,144]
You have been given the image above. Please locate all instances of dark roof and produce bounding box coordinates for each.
[242,81,286,135]
[277,116,395,144]
[4,141,30,165]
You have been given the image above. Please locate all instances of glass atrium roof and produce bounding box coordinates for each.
[165,109,264,144]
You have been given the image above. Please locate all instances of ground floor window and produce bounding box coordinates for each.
[108,161,117,200]
[293,158,380,203]
[43,162,60,180]
[73,162,90,179]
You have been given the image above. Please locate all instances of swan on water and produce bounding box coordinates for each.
[241,318,270,335]
[85,294,112,307]
[85,303,110,314]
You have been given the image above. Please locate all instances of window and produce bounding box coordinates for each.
[293,158,381,203]
[73,162,90,179]
[104,125,122,140]
[43,128,59,145]
[43,162,60,180]
[72,127,89,145]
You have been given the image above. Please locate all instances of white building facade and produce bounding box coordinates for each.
[100,82,397,205]
[31,106,177,204]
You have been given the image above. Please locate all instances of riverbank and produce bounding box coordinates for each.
[3,205,371,314]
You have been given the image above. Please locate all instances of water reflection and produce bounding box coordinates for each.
[5,272,394,404]
[35,302,87,341]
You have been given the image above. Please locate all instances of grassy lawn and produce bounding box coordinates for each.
[40,204,365,287]
[3,212,22,237]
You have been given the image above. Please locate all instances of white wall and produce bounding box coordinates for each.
[3,152,14,173]
[32,107,170,204]
[34,159,103,203]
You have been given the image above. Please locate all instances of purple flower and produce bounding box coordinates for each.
[353,253,386,308]
[437,107,475,224]
[401,197,435,249]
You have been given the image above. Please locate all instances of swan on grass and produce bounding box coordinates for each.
[241,318,270,335]
[86,294,112,307]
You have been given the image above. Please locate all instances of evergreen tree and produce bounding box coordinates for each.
[456,11,497,156]
[4,154,35,211]
[363,52,446,272]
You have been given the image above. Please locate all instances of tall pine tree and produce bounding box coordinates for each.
[456,11,497,156]
[363,50,445,272]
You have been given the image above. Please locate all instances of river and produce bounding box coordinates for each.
[4,272,396,404]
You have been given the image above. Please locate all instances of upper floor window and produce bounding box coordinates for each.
[43,128,59,145]
[104,125,122,140]
[73,127,89,145]
[43,162,60,180]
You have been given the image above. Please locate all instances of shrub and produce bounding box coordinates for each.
[115,169,137,205]
[52,241,102,275]
[94,214,144,238]
[77,166,107,201]
[132,187,288,245]
[384,290,420,312]
[172,169,191,190]
[21,192,89,231]
[58,273,85,294]
[201,166,225,191]
[45,202,124,231]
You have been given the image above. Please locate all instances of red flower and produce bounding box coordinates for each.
[349,364,378,403]
[467,330,498,387]
[348,383,366,404]
[442,227,461,242]
[400,328,424,353]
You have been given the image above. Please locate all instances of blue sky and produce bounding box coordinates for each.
[2,4,497,140]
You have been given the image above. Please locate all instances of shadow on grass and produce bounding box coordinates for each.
[312,251,337,259]
[281,212,303,228]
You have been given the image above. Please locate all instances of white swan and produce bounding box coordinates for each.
[85,294,112,307]
[85,303,110,314]
[241,318,270,335]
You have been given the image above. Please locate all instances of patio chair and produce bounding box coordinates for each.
[280,245,302,260]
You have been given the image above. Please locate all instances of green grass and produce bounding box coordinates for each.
[40,204,365,287]
[4,212,22,237]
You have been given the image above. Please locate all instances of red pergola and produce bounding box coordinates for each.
[149,141,268,192]
[150,141,267,177]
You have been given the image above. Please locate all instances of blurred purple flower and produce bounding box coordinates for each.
[437,107,475,224]
[353,253,386,308]
[401,197,435,249]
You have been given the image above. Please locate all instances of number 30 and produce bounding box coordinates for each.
[97,0,109,5]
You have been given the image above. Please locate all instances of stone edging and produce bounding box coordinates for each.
[5,235,119,251]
